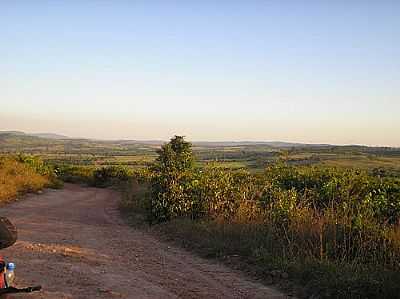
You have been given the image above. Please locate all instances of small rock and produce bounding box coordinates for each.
[281,272,289,279]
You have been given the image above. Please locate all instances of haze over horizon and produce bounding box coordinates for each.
[1,1,399,147]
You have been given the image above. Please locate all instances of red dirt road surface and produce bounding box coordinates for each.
[1,184,288,299]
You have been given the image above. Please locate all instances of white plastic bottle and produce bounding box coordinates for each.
[5,262,15,287]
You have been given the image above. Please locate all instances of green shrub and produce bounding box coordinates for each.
[92,165,132,187]
[149,136,198,222]
[55,164,95,184]
[146,136,400,272]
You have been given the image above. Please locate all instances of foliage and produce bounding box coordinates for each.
[92,165,132,187]
[55,164,95,184]
[142,136,400,297]
[155,217,400,298]
[16,154,55,176]
[55,163,134,188]
[0,155,57,202]
[148,136,198,222]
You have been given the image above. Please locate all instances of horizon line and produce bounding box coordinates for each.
[1,130,399,149]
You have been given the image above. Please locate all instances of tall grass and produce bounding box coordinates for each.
[0,156,55,202]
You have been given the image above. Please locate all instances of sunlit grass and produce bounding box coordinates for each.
[0,157,51,202]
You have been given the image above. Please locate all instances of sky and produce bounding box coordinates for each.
[1,1,399,146]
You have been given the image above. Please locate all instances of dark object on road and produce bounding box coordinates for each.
[0,218,17,250]
[0,217,41,296]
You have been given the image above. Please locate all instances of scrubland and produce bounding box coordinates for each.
[121,136,400,298]
[0,155,60,202]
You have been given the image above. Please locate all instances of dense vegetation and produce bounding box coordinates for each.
[124,136,400,298]
[0,155,62,202]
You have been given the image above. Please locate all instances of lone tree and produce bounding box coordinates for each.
[150,136,196,222]
[154,135,194,173]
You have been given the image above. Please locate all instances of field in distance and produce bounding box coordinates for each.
[1,131,399,176]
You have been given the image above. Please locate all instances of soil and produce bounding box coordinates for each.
[0,184,288,299]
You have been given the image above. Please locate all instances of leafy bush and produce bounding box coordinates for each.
[55,164,133,187]
[92,165,132,187]
[149,136,198,222]
[55,164,95,184]
[16,154,54,176]
[0,155,55,201]
[146,136,400,274]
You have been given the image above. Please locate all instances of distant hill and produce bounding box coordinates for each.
[0,130,27,136]
[0,131,69,139]
[31,133,69,139]
[0,132,321,149]
[193,141,331,148]
[0,131,398,153]
[0,131,62,152]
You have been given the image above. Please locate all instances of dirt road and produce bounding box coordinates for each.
[0,184,287,299]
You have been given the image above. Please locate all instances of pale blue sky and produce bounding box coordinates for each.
[1,1,399,146]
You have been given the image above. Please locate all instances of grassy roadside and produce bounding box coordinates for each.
[120,180,400,299]
[0,156,62,203]
[152,218,400,298]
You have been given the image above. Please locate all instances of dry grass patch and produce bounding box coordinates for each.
[0,157,50,202]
